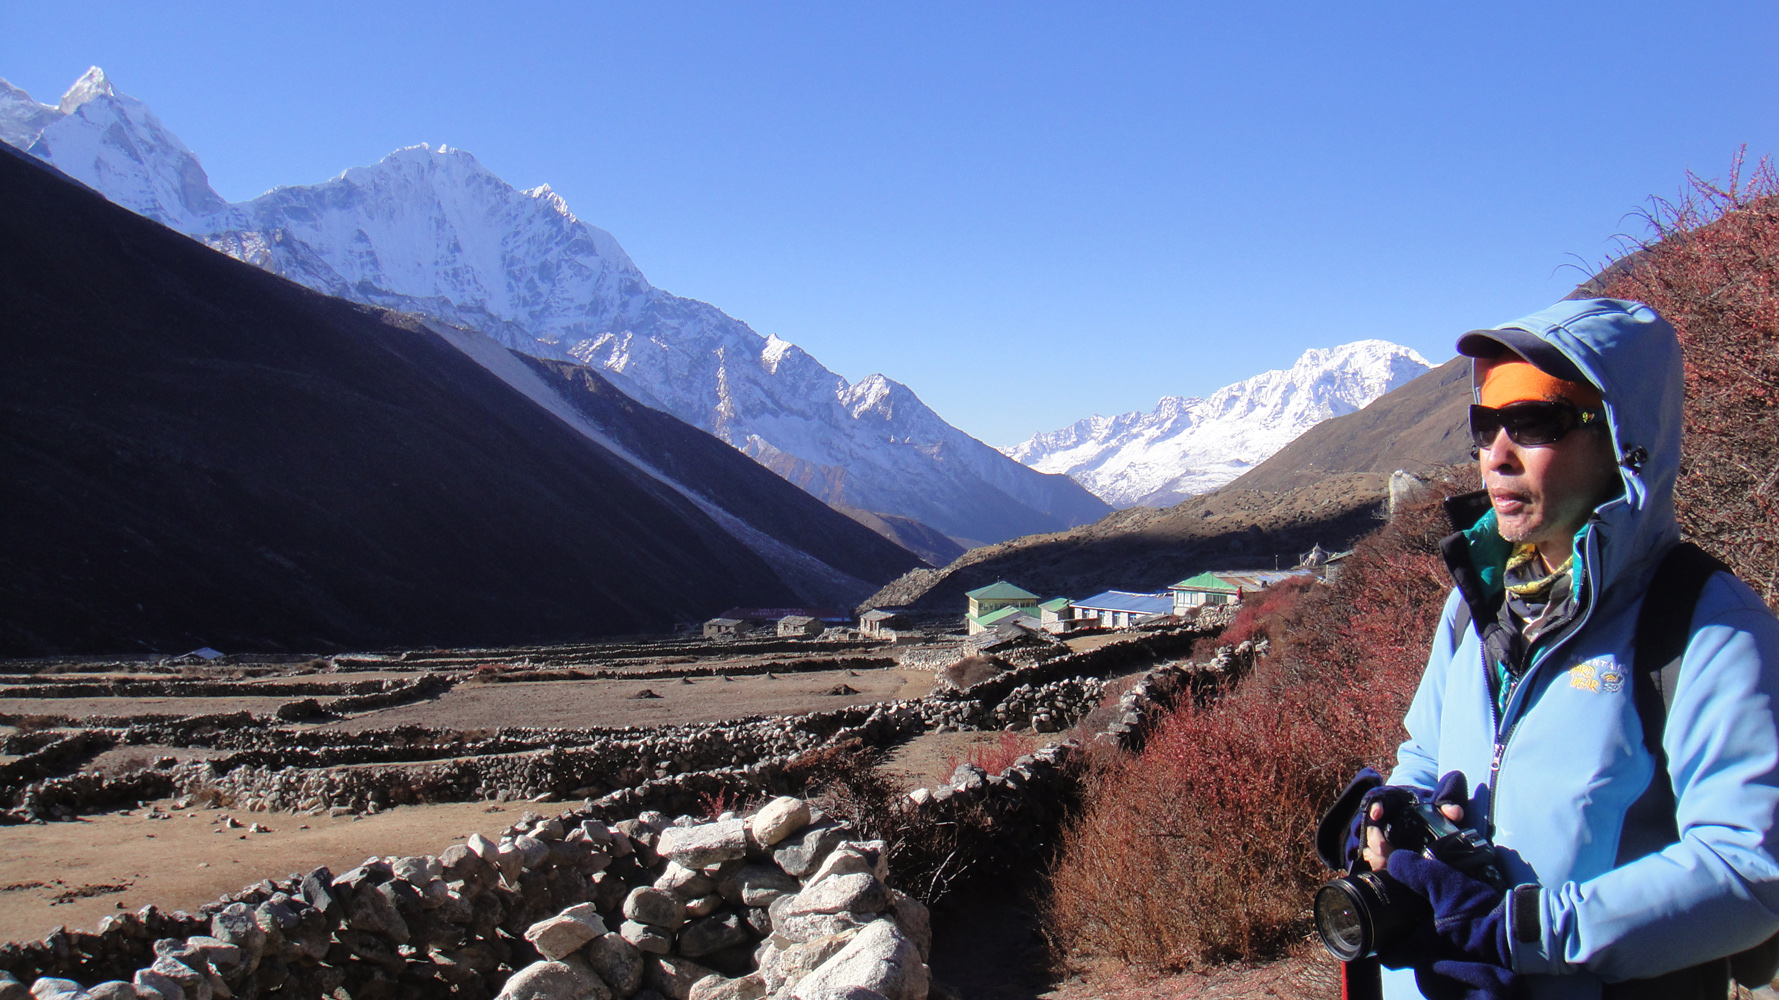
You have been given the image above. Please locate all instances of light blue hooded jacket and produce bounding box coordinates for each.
[1383,298,1779,999]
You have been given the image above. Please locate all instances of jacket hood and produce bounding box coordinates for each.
[1469,297,1683,611]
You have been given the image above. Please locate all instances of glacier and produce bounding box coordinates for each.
[1004,340,1433,507]
[1,68,1111,548]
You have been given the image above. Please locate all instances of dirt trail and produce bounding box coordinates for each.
[0,799,526,943]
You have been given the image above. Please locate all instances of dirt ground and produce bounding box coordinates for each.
[0,798,532,943]
[322,666,936,732]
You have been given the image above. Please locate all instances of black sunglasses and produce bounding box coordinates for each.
[1470,402,1605,450]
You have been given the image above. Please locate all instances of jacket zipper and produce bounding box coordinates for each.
[1487,528,1604,836]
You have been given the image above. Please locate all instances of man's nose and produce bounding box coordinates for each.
[1479,427,1522,469]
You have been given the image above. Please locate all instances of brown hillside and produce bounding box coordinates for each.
[860,473,1387,611]
[1222,357,1472,493]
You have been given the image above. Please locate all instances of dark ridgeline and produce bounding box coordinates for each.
[0,145,918,656]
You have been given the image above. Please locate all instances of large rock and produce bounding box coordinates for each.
[644,956,716,1000]
[773,824,848,878]
[760,929,860,993]
[772,912,875,946]
[526,904,607,960]
[784,873,890,916]
[86,985,139,1000]
[888,892,931,962]
[496,958,611,1000]
[688,972,768,1000]
[807,843,887,885]
[797,989,889,1000]
[659,819,748,869]
[620,920,674,955]
[720,865,801,907]
[748,798,811,847]
[131,968,183,1000]
[345,878,409,941]
[586,932,646,994]
[27,980,83,1000]
[656,862,717,899]
[624,887,687,929]
[791,921,926,1000]
[678,912,750,958]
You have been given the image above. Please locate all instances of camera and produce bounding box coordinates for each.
[1313,795,1505,962]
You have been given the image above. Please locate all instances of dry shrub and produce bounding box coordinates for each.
[936,655,1007,692]
[1592,150,1779,607]
[1046,470,1472,971]
[941,731,1040,779]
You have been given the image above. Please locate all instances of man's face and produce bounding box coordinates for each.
[1479,420,1620,551]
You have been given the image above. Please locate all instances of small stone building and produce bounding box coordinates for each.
[859,608,909,638]
[777,614,824,638]
[702,617,744,640]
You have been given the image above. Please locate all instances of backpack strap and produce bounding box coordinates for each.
[1631,543,1730,762]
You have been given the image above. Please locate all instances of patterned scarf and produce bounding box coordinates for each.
[1504,543,1572,602]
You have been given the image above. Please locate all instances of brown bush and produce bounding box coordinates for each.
[936,655,1008,692]
[1591,150,1779,608]
[1045,470,1472,970]
[941,731,1040,780]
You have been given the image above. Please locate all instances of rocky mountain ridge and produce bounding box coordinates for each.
[1,68,1110,547]
[1004,340,1432,507]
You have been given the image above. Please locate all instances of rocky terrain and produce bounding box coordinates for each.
[0,611,1253,999]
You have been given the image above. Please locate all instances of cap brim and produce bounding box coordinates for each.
[1456,327,1590,386]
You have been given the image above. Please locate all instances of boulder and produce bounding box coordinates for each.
[888,892,932,962]
[27,979,83,1000]
[659,819,748,869]
[656,862,717,899]
[586,932,646,994]
[760,929,860,993]
[790,921,926,1000]
[620,920,673,955]
[495,958,610,1000]
[720,865,801,907]
[525,904,607,960]
[678,912,750,958]
[807,842,887,885]
[772,912,875,946]
[772,824,848,878]
[783,873,890,916]
[747,798,811,847]
[86,985,138,1000]
[624,887,687,930]
[644,956,716,1000]
[688,973,768,1000]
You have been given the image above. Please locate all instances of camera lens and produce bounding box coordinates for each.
[1315,879,1373,962]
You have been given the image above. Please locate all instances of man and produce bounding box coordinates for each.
[1359,298,1779,999]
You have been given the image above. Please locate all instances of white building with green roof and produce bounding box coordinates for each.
[964,580,1040,634]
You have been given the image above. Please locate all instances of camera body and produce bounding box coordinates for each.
[1314,795,1506,962]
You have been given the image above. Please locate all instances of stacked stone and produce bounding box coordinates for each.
[988,677,1105,733]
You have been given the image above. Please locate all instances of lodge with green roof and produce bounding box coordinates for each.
[965,580,1040,634]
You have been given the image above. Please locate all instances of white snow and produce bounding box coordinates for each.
[1,68,1110,545]
[1004,341,1433,507]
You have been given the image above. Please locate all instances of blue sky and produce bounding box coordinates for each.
[5,2,1776,447]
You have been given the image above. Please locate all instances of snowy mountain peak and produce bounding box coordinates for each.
[0,78,63,150]
[58,66,115,115]
[1005,340,1433,508]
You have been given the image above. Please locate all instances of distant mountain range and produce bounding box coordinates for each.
[0,68,1111,548]
[0,141,923,654]
[1003,341,1432,507]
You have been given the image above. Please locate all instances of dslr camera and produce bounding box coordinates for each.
[1313,786,1506,962]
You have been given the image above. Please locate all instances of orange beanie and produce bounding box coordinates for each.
[1477,356,1603,410]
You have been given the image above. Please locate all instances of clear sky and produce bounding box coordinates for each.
[5,2,1776,447]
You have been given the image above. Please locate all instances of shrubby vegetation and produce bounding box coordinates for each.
[1045,155,1779,973]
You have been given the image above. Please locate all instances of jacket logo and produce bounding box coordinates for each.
[1569,657,1624,694]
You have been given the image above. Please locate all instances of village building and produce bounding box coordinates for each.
[717,607,849,629]
[1037,597,1074,631]
[967,617,1065,656]
[964,581,1040,634]
[702,617,745,640]
[1072,590,1174,629]
[1167,568,1314,614]
[777,614,825,638]
[859,608,910,638]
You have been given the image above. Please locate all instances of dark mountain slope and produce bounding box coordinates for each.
[517,356,926,576]
[0,144,816,655]
[1221,357,1472,493]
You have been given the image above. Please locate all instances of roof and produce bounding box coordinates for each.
[1038,597,1071,611]
[861,609,906,622]
[704,617,743,627]
[778,615,819,626]
[973,605,1032,627]
[1073,590,1174,616]
[964,580,1039,601]
[1169,569,1315,592]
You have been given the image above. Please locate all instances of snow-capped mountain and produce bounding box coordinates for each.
[2,69,1111,548]
[1004,341,1433,507]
